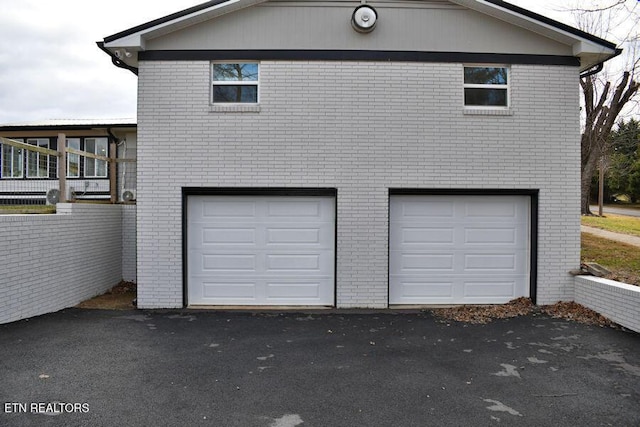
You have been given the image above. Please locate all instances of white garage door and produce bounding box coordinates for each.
[188,195,335,306]
[390,195,530,305]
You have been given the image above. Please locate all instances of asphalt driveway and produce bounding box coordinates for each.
[1,308,638,427]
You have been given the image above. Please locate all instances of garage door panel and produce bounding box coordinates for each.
[266,254,321,271]
[393,281,454,300]
[398,227,455,245]
[464,280,519,298]
[200,280,258,300]
[266,200,323,218]
[201,254,257,272]
[188,195,335,306]
[202,200,256,218]
[464,253,516,271]
[391,253,455,273]
[464,227,517,245]
[464,200,518,218]
[200,227,257,246]
[266,281,323,300]
[390,195,530,305]
[395,200,455,219]
[267,228,320,244]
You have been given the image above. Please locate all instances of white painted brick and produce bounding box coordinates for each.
[137,61,581,308]
[575,276,640,332]
[0,204,127,324]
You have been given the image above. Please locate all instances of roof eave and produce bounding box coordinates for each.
[449,0,619,71]
[100,0,620,73]
[100,0,266,70]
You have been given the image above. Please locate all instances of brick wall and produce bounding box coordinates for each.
[122,204,137,283]
[137,61,581,308]
[575,276,640,333]
[0,204,123,324]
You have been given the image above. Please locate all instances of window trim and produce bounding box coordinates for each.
[26,138,50,179]
[66,138,81,178]
[84,137,108,178]
[1,140,24,179]
[211,62,260,105]
[463,64,510,109]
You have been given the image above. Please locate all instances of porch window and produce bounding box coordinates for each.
[66,138,80,178]
[84,138,108,178]
[1,142,23,178]
[26,138,50,178]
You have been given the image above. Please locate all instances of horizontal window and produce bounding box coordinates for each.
[0,137,112,180]
[212,63,259,104]
[464,66,509,107]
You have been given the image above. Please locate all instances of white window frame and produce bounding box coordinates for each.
[463,64,510,109]
[211,62,260,105]
[26,138,50,178]
[84,137,108,178]
[1,140,24,179]
[66,138,81,178]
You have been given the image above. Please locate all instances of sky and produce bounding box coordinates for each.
[0,0,635,124]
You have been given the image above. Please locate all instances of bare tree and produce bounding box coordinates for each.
[575,0,639,214]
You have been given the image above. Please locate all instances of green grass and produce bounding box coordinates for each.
[0,205,56,214]
[581,233,640,286]
[581,213,640,238]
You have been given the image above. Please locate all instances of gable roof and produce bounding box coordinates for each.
[100,0,619,73]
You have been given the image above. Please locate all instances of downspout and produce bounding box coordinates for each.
[107,128,125,202]
[580,63,603,78]
[96,42,138,76]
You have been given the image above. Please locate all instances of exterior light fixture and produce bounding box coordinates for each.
[352,5,377,33]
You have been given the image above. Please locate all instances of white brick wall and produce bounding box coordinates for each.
[122,204,137,283]
[137,61,581,308]
[0,204,123,324]
[575,276,640,333]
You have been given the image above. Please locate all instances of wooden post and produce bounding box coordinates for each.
[109,142,117,204]
[58,133,67,203]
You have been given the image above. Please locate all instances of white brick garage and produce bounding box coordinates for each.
[135,61,580,309]
[186,191,336,306]
[389,193,534,305]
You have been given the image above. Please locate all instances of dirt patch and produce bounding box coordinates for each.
[76,281,136,310]
[431,297,617,328]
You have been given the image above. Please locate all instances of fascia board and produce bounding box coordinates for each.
[104,34,144,49]
[449,0,618,69]
[103,0,268,49]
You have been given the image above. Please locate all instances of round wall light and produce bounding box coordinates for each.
[352,5,378,33]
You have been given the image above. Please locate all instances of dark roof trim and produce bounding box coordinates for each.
[103,0,229,43]
[139,49,581,67]
[0,123,137,132]
[483,0,617,50]
[102,0,617,53]
[183,187,338,197]
[97,42,139,75]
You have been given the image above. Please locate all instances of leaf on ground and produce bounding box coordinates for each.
[431,297,617,328]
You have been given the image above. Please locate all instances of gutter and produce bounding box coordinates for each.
[96,42,138,76]
[579,48,623,78]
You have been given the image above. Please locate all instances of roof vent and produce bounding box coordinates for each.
[352,5,377,33]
